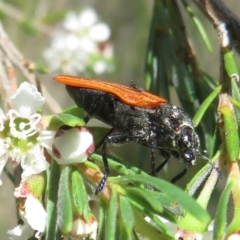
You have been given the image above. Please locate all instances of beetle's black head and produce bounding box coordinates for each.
[175,125,222,178]
[175,126,200,165]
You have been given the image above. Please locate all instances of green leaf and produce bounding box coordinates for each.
[125,187,164,214]
[124,189,175,237]
[186,150,221,196]
[119,196,135,238]
[46,161,61,240]
[35,61,49,74]
[214,180,234,240]
[223,48,239,78]
[179,164,219,232]
[97,198,106,240]
[133,209,174,240]
[48,113,85,130]
[145,1,196,102]
[91,153,140,176]
[181,0,212,52]
[231,78,240,128]
[227,177,240,236]
[71,168,91,220]
[220,106,239,162]
[48,106,85,130]
[57,166,73,235]
[193,85,222,126]
[62,106,85,117]
[112,175,211,222]
[193,71,218,151]
[105,188,118,239]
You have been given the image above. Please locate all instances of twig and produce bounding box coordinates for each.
[194,0,240,53]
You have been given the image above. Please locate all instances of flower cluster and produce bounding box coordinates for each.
[44,8,114,75]
[2,82,95,239]
[0,82,50,185]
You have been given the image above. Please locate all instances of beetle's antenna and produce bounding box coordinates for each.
[199,152,222,178]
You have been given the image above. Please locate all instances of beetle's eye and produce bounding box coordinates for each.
[182,151,195,165]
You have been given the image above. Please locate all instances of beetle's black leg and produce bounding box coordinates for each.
[155,158,169,173]
[95,133,133,195]
[171,165,189,183]
[154,150,171,173]
[83,93,106,124]
[95,128,115,150]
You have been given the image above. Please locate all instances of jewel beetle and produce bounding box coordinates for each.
[54,75,219,194]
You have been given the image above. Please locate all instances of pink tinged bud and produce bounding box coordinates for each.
[15,182,31,198]
[52,127,94,164]
[175,230,202,240]
[14,174,46,199]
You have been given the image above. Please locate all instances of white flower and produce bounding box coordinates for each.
[13,176,47,238]
[24,196,47,234]
[7,223,34,240]
[70,215,98,239]
[89,23,110,42]
[64,8,97,30]
[10,196,46,239]
[0,82,52,185]
[51,127,94,164]
[44,8,114,75]
[20,149,50,180]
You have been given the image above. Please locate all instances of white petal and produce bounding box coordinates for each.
[79,8,97,27]
[66,35,80,50]
[10,82,45,116]
[25,196,46,233]
[21,149,49,180]
[90,23,110,41]
[38,130,56,151]
[72,217,97,237]
[64,12,80,31]
[79,38,96,53]
[7,223,34,240]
